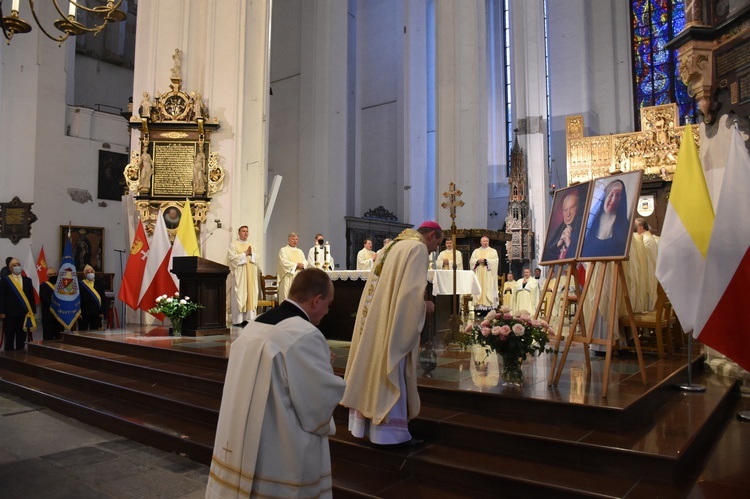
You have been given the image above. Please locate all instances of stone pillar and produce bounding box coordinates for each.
[435,0,488,228]
[511,0,549,264]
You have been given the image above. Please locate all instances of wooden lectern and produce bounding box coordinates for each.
[171,256,230,336]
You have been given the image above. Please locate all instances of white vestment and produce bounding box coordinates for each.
[513,277,540,314]
[206,318,345,498]
[277,245,307,303]
[436,248,463,270]
[342,229,428,444]
[227,239,259,324]
[502,280,515,311]
[307,245,334,270]
[470,247,499,309]
[356,248,376,270]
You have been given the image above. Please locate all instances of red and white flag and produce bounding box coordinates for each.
[36,247,49,285]
[22,245,40,304]
[138,209,178,319]
[694,126,750,371]
[119,219,150,310]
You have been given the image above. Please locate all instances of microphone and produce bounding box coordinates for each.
[194,230,216,256]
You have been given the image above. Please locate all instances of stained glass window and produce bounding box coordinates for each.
[631,0,697,126]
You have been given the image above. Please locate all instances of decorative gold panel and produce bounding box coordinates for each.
[566,104,699,183]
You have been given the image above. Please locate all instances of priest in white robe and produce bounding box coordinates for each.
[513,268,540,314]
[470,236,500,315]
[502,272,516,311]
[227,226,259,326]
[206,269,345,499]
[277,232,307,303]
[436,238,463,270]
[342,222,443,447]
[356,239,376,270]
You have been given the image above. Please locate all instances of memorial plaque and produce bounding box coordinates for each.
[152,141,197,197]
[0,196,38,244]
[714,32,750,114]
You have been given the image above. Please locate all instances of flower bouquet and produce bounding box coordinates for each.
[148,293,203,336]
[459,306,553,385]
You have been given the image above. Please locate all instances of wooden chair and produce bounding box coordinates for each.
[619,283,676,358]
[257,273,278,313]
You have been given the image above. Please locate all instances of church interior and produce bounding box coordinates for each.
[1,1,750,497]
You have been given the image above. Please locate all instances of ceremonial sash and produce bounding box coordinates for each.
[81,280,102,308]
[4,275,37,332]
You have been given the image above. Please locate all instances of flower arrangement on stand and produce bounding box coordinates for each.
[458,306,553,385]
[148,293,203,336]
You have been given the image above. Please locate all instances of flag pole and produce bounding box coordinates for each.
[678,330,706,392]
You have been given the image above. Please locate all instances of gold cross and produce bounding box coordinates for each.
[441,182,464,222]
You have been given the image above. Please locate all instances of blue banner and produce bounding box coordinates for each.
[51,236,81,329]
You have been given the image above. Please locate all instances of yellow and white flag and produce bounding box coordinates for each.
[655,127,714,333]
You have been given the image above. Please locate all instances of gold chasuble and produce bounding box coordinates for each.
[342,229,428,424]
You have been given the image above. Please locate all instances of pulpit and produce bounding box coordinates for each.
[171,256,230,336]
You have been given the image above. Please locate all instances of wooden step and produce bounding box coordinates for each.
[27,341,225,396]
[0,368,214,464]
[0,352,220,425]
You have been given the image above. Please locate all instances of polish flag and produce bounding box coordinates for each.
[22,245,40,303]
[138,209,178,319]
[119,219,150,310]
[693,126,750,371]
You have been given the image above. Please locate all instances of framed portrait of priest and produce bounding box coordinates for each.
[540,182,591,265]
[577,170,643,261]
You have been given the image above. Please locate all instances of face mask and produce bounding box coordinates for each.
[86,273,95,281]
[12,266,22,275]
[317,239,324,245]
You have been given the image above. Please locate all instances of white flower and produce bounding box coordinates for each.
[184,296,190,301]
[166,297,173,303]
[180,299,187,305]
[155,296,163,303]
[175,292,180,296]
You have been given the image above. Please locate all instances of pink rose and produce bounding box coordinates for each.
[481,327,491,337]
[480,320,490,328]
[512,323,526,336]
[531,319,541,327]
[491,326,502,336]
[500,325,511,337]
[485,310,497,321]
[504,313,513,320]
[499,305,511,314]
[464,323,474,333]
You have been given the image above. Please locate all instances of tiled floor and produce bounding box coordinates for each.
[0,392,209,498]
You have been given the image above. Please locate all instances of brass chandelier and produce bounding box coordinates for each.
[1,0,126,45]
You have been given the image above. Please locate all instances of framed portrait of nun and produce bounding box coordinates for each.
[577,170,643,261]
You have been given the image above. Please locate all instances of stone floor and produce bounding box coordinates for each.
[0,392,209,499]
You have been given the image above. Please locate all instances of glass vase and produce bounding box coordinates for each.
[470,345,500,387]
[170,317,183,337]
[500,355,524,386]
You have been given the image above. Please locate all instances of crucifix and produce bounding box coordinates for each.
[441,182,465,340]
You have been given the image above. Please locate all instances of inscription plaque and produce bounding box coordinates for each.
[0,196,38,244]
[152,142,196,197]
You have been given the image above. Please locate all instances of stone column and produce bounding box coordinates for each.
[435,0,488,228]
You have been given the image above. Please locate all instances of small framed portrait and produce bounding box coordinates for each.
[577,170,643,261]
[540,182,591,265]
[162,205,182,230]
[60,226,105,272]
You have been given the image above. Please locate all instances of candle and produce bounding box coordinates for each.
[68,1,76,17]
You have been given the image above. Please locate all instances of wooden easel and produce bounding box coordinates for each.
[536,263,589,383]
[550,260,646,398]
